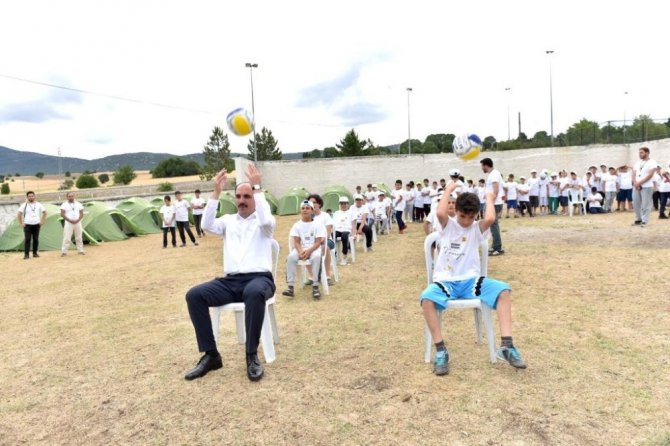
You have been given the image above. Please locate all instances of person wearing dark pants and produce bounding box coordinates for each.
[184,164,276,382]
[191,189,206,237]
[174,191,198,247]
[481,158,505,255]
[17,191,47,259]
[159,195,177,248]
[659,169,670,219]
[350,194,373,251]
[392,179,408,234]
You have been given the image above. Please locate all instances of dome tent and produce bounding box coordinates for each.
[116,197,162,234]
[322,185,353,213]
[217,192,238,217]
[263,190,279,215]
[277,187,309,216]
[0,203,67,251]
[81,201,144,242]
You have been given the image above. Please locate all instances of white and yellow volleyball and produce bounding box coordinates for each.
[226,107,254,136]
[452,133,483,161]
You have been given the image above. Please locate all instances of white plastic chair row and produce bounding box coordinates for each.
[423,231,497,364]
[568,189,586,216]
[211,239,280,364]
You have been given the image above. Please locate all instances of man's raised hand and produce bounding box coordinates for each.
[245,163,262,187]
[213,169,228,198]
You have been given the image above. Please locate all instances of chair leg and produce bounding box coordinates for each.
[480,305,497,363]
[260,313,276,364]
[267,302,279,344]
[424,322,433,363]
[234,310,246,344]
[473,308,483,344]
[321,258,329,295]
[330,248,339,282]
[211,307,222,343]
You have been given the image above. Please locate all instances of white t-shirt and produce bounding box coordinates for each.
[517,183,530,202]
[191,197,206,216]
[476,186,486,204]
[60,200,84,222]
[538,178,548,198]
[365,191,377,203]
[349,204,369,224]
[587,193,603,207]
[289,220,326,250]
[619,170,633,189]
[505,182,518,200]
[433,217,490,282]
[658,173,670,193]
[403,189,414,205]
[548,180,560,198]
[634,159,658,188]
[528,177,540,196]
[559,178,570,197]
[414,189,424,207]
[602,173,619,192]
[19,201,46,225]
[333,209,353,232]
[159,204,176,228]
[424,210,442,233]
[313,211,333,231]
[447,179,465,195]
[392,189,405,212]
[374,199,390,217]
[174,199,191,222]
[485,169,505,205]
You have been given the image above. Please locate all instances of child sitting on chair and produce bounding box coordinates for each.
[420,182,527,375]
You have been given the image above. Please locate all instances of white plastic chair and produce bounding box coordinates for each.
[288,235,330,296]
[568,189,586,216]
[335,233,356,263]
[422,231,497,364]
[210,239,280,364]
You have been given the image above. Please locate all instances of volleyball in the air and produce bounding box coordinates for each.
[226,107,254,136]
[452,133,483,160]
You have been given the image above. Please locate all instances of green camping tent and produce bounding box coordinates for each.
[264,190,279,215]
[81,201,144,241]
[277,187,309,216]
[217,192,238,217]
[0,203,66,251]
[150,196,166,208]
[322,185,353,213]
[376,183,393,197]
[116,197,162,234]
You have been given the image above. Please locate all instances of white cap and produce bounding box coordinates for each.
[300,200,314,209]
[372,183,378,188]
[353,193,364,200]
[449,168,460,177]
[338,196,349,203]
[530,169,537,173]
[378,190,385,195]
[520,176,527,180]
[550,171,558,177]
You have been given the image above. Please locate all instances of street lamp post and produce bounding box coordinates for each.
[406,87,413,155]
[546,50,555,146]
[623,91,628,143]
[245,63,259,162]
[504,87,511,140]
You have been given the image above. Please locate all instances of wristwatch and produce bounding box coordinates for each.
[252,184,262,191]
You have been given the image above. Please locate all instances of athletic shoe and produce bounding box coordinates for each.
[641,222,647,227]
[327,278,335,286]
[194,242,199,246]
[33,253,39,258]
[304,279,314,286]
[282,287,294,298]
[339,259,347,266]
[163,246,167,249]
[497,346,527,369]
[490,250,504,256]
[78,252,85,255]
[433,349,449,376]
[23,255,29,260]
[61,253,67,257]
[659,214,668,219]
[632,220,642,226]
[180,244,187,247]
[312,286,321,299]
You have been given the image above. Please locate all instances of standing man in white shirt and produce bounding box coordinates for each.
[190,189,206,238]
[174,191,198,247]
[658,164,670,219]
[184,164,276,382]
[159,195,177,248]
[17,191,46,259]
[632,147,658,226]
[480,158,505,255]
[60,192,85,256]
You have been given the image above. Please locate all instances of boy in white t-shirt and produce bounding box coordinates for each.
[414,183,425,222]
[190,189,206,237]
[476,179,486,219]
[658,165,670,219]
[392,180,408,234]
[420,182,526,375]
[374,191,391,234]
[333,197,353,265]
[503,174,518,218]
[309,194,335,286]
[283,200,326,299]
[517,176,532,217]
[587,187,606,214]
[616,165,634,211]
[159,195,177,248]
[602,167,620,212]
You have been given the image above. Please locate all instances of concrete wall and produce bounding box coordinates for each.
[239,139,670,197]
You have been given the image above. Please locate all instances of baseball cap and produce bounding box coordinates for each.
[378,190,385,195]
[520,176,527,180]
[550,172,558,177]
[449,168,460,177]
[301,200,314,209]
[353,194,364,200]
[338,196,349,203]
[530,169,537,173]
[372,183,378,188]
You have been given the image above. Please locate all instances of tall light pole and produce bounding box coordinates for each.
[406,87,413,155]
[545,50,555,146]
[245,63,258,162]
[504,87,511,141]
[623,91,628,143]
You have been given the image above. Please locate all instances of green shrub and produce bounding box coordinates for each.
[76,173,100,189]
[58,179,74,190]
[157,182,174,192]
[98,173,110,184]
[1,183,9,194]
[35,172,45,179]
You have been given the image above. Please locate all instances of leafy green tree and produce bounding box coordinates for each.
[323,147,340,158]
[336,129,368,156]
[98,173,110,184]
[113,165,137,185]
[421,140,439,154]
[303,149,322,159]
[35,172,45,179]
[65,171,71,177]
[58,179,74,190]
[565,119,599,145]
[1,183,9,194]
[424,134,455,153]
[482,136,497,150]
[628,115,668,142]
[398,139,422,154]
[247,127,283,161]
[530,131,551,148]
[152,157,201,178]
[201,126,234,180]
[76,173,100,189]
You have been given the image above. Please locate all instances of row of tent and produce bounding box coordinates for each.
[0,183,393,251]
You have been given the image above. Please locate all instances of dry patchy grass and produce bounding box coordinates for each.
[0,211,669,445]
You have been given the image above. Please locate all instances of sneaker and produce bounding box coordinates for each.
[282,287,294,298]
[640,222,647,227]
[61,253,67,257]
[23,255,29,260]
[78,252,85,255]
[312,286,321,299]
[33,253,39,258]
[490,250,504,256]
[327,278,335,286]
[433,349,450,376]
[632,220,642,226]
[660,214,668,219]
[163,246,167,249]
[194,242,199,246]
[180,244,187,247]
[497,346,527,369]
[365,247,373,252]
[339,259,347,266]
[304,279,314,286]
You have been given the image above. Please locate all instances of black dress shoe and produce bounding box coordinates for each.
[246,353,264,382]
[184,353,222,381]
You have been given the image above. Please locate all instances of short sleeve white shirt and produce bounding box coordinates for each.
[392,190,406,212]
[619,170,633,189]
[60,200,84,221]
[191,197,206,216]
[634,159,658,188]
[603,174,619,192]
[19,201,45,225]
[349,204,368,224]
[485,169,504,205]
[433,218,490,282]
[174,199,191,222]
[528,177,540,196]
[333,210,353,232]
[159,205,176,227]
[289,220,326,250]
[505,182,518,200]
[517,184,530,201]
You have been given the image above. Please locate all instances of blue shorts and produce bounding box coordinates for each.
[507,200,518,209]
[559,196,569,207]
[617,188,633,202]
[420,276,511,310]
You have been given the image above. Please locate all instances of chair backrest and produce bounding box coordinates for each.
[568,188,584,204]
[271,239,280,278]
[423,229,489,286]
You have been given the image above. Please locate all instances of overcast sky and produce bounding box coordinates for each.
[1,0,668,159]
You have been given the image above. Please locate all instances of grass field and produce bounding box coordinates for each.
[1,211,669,445]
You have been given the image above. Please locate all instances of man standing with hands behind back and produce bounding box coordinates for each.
[60,191,85,256]
[17,191,46,259]
[184,163,276,382]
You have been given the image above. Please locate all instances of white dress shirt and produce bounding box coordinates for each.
[201,193,276,275]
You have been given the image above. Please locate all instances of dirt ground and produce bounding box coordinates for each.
[0,210,669,445]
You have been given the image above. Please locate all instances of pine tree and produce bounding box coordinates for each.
[247,127,283,161]
[201,127,234,180]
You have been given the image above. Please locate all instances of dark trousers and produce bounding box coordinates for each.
[395,210,406,230]
[186,272,275,355]
[162,227,176,247]
[660,192,670,216]
[193,214,203,236]
[356,223,373,248]
[335,231,350,255]
[423,204,431,217]
[414,207,425,222]
[519,201,533,216]
[489,204,503,251]
[177,220,196,244]
[23,224,40,256]
[653,191,661,211]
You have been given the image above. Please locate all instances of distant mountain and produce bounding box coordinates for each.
[0,145,248,174]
